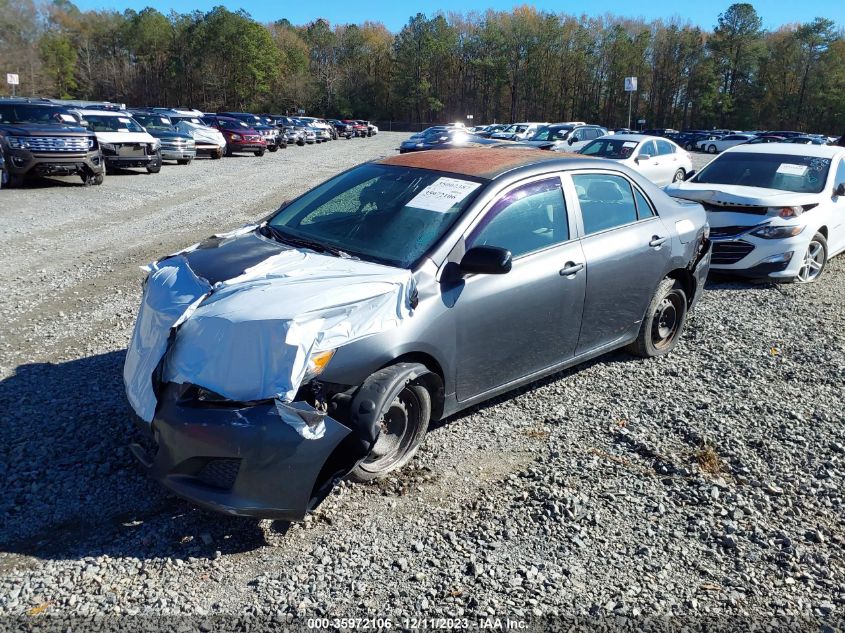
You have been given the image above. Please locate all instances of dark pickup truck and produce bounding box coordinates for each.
[0,99,105,186]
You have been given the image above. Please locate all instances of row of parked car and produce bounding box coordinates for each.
[640,128,841,153]
[397,121,845,285]
[0,98,379,188]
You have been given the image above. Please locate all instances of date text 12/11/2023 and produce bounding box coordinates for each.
[306,616,529,630]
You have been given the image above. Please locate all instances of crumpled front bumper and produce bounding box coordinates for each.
[132,384,351,520]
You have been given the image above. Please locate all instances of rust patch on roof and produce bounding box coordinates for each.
[378,147,586,179]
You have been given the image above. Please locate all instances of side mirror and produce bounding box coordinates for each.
[835,183,845,197]
[459,246,512,275]
[637,153,652,161]
[684,170,697,181]
[567,137,575,145]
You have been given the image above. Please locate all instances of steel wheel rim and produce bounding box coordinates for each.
[797,240,824,282]
[651,293,683,350]
[673,169,684,182]
[360,388,420,473]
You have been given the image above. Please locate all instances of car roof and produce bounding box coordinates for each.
[723,143,843,158]
[378,147,595,179]
[598,133,663,142]
[76,109,130,116]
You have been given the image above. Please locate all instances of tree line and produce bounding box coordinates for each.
[1,0,844,133]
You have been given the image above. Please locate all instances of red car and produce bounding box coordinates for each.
[343,120,369,138]
[202,115,266,156]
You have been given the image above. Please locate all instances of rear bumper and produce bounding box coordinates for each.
[227,142,265,152]
[134,384,351,520]
[690,239,712,310]
[5,149,104,177]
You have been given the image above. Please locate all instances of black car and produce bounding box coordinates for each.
[129,111,197,165]
[328,119,354,139]
[398,128,499,153]
[0,99,105,187]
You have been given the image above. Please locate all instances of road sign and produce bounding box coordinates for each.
[466,114,474,120]
[638,118,646,124]
[297,108,305,115]
[6,73,19,85]
[624,77,637,92]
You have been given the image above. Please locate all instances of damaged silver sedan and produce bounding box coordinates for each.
[125,148,711,519]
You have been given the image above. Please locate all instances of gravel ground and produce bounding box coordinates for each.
[0,136,843,629]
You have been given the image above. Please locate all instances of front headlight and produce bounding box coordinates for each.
[230,133,242,141]
[153,139,161,150]
[750,224,805,239]
[303,349,336,382]
[87,138,96,149]
[101,142,116,152]
[6,136,28,149]
[770,205,803,218]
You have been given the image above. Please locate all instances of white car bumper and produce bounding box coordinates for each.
[709,230,810,278]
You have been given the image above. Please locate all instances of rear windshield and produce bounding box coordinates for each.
[693,152,831,194]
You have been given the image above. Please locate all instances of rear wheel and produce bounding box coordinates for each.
[348,383,431,482]
[627,278,688,358]
[268,144,278,152]
[707,144,717,154]
[795,233,827,283]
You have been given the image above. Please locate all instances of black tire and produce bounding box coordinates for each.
[146,152,162,173]
[81,171,104,186]
[7,173,25,188]
[707,144,717,154]
[627,278,688,358]
[297,140,305,146]
[795,232,827,283]
[212,149,223,159]
[348,383,431,483]
[268,145,278,152]
[672,168,686,182]
[685,142,694,151]
[177,159,192,165]
[254,148,265,157]
[224,145,233,157]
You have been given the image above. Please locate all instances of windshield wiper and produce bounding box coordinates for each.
[259,225,352,258]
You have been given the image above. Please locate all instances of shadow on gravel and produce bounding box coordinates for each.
[0,351,269,563]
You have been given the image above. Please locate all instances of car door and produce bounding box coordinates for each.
[567,171,671,354]
[654,139,680,185]
[452,175,586,401]
[633,140,663,183]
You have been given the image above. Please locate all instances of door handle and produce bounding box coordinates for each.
[649,235,668,247]
[559,262,584,276]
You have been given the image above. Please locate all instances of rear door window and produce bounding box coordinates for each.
[572,173,639,235]
[656,140,675,155]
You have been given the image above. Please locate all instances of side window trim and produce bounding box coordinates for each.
[462,173,573,261]
[563,169,658,237]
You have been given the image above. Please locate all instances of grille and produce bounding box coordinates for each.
[712,240,754,265]
[703,202,768,215]
[160,139,194,150]
[710,226,750,239]
[245,135,261,142]
[196,458,241,490]
[22,136,89,152]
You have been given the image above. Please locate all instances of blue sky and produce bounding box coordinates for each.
[72,0,845,31]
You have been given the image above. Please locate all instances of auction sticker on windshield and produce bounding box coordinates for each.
[408,177,481,212]
[623,141,638,148]
[776,163,809,177]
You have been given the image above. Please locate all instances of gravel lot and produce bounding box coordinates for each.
[0,136,843,628]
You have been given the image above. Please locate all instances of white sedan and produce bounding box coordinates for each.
[665,144,845,282]
[578,134,693,186]
[703,133,756,154]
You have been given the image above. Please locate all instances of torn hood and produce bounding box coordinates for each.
[124,227,415,423]
[665,182,818,208]
[173,121,226,147]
